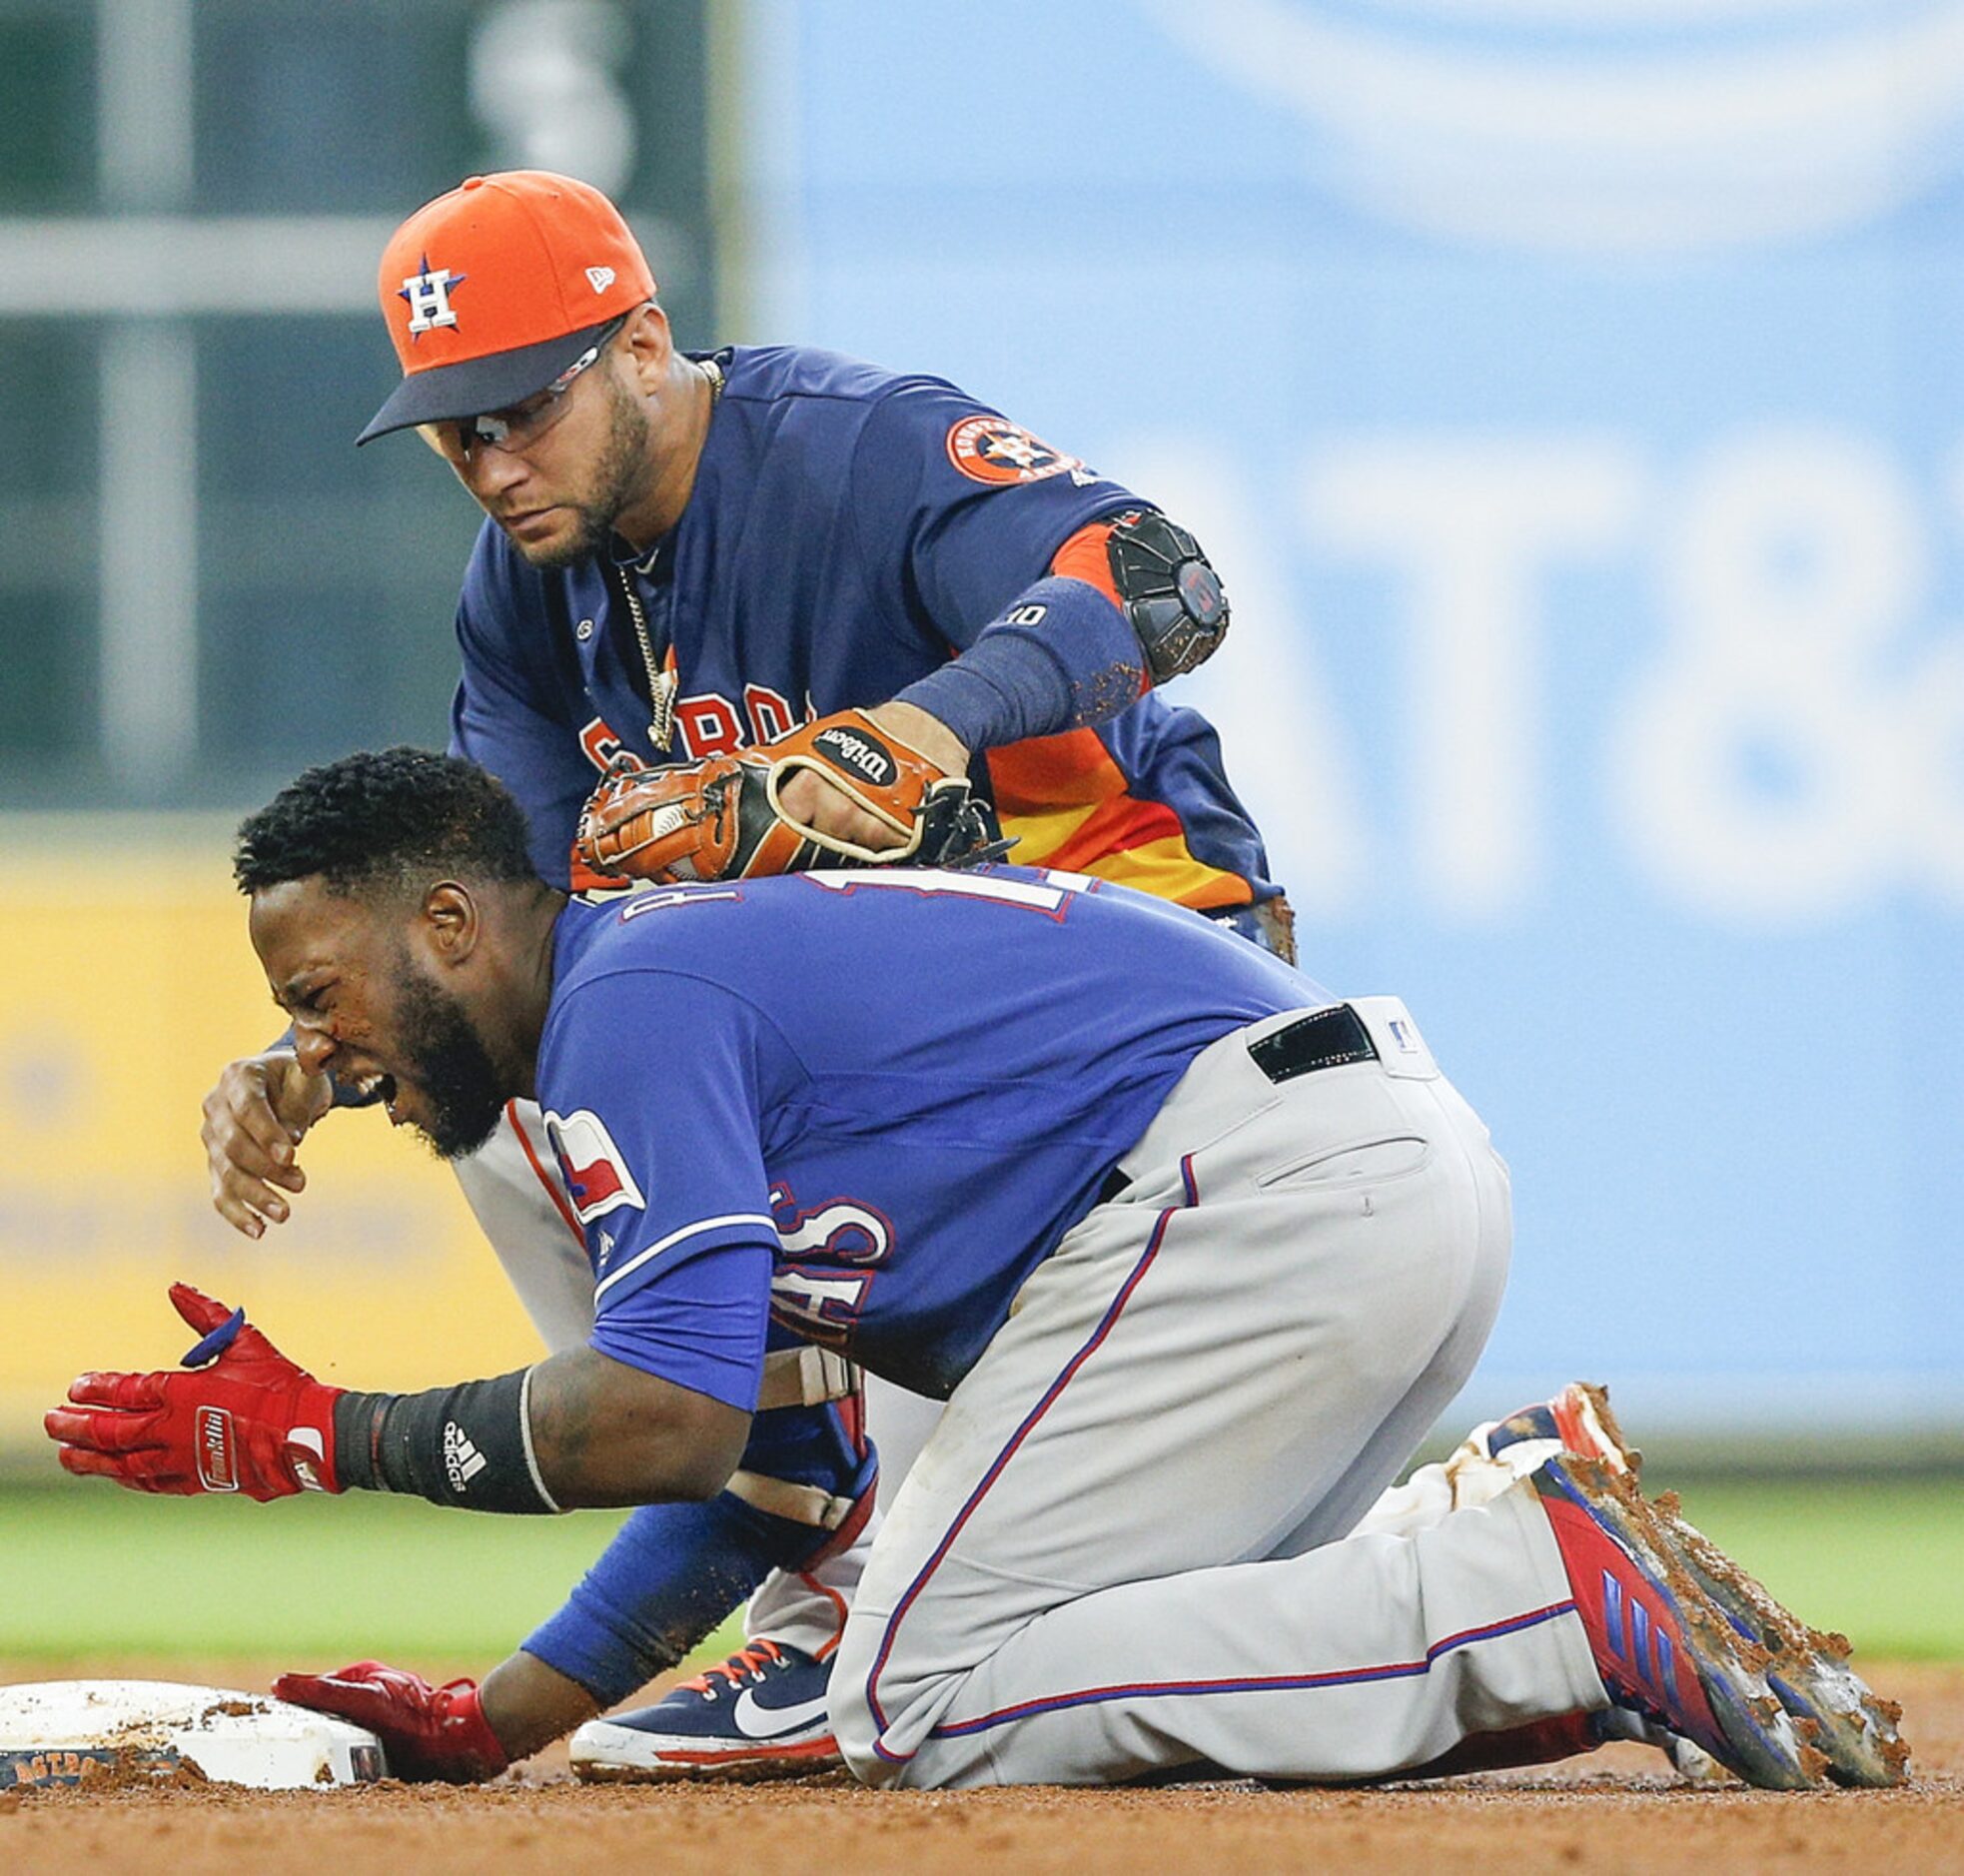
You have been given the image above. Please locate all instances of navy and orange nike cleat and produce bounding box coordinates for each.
[569,1641,840,1783]
[1532,1452,1825,1789]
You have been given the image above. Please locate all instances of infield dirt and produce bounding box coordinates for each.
[2,1656,1958,1874]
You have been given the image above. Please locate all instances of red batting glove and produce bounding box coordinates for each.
[273,1662,508,1782]
[43,1283,342,1499]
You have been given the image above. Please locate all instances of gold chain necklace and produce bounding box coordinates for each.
[612,357,723,753]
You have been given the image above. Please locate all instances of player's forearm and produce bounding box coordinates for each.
[893,509,1231,751]
[525,1346,748,1506]
[334,1347,749,1513]
[520,1494,792,1708]
[863,698,967,772]
[522,1395,882,1707]
[893,572,1145,749]
[480,1649,600,1762]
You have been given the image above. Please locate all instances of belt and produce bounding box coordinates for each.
[1096,1005,1379,1206]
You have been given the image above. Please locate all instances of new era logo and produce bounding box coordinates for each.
[585,266,615,293]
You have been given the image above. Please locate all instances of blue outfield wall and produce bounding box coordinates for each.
[739,0,1964,1428]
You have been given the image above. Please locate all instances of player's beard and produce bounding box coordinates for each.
[511,372,652,569]
[386,961,509,1162]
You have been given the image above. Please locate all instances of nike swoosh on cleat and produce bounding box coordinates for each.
[731,1689,834,1740]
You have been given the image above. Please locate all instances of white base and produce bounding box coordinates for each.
[0,1680,386,1789]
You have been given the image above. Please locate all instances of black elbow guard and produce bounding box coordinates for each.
[1107,511,1230,684]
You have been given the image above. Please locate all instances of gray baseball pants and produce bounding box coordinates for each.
[823,1001,1607,1785]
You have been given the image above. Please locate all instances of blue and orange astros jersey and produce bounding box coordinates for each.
[450,345,1279,909]
[536,869,1321,1405]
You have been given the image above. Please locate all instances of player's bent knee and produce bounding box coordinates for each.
[826,1611,957,1788]
[825,1656,895,1787]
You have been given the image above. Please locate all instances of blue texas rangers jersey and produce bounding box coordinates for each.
[536,867,1322,1405]
[450,346,1279,913]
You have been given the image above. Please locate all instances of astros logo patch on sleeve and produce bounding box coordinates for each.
[946,414,1086,485]
[542,1108,647,1223]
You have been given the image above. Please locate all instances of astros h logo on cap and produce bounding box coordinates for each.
[357,170,657,446]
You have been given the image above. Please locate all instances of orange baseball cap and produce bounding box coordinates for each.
[357,170,657,445]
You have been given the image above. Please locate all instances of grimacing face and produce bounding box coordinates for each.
[249,876,509,1160]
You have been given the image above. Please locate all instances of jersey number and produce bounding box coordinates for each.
[801,867,1094,920]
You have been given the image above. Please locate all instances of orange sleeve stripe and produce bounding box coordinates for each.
[1048,517,1126,607]
[1048,516,1150,706]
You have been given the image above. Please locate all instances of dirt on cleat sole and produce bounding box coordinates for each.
[1663,1579,1827,1790]
[1649,1491,1910,1789]
[574,1755,844,1785]
[1556,1460,1827,1791]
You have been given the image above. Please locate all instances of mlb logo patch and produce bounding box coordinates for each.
[1388,1018,1421,1055]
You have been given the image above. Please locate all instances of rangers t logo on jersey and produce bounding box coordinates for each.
[543,1107,647,1223]
[945,414,1086,486]
[400,256,466,336]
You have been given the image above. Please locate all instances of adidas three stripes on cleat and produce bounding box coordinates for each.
[1494,1383,1906,1788]
[1532,1451,1825,1790]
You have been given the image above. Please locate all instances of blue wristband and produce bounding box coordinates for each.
[896,576,1144,751]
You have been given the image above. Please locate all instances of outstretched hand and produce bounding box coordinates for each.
[44,1284,343,1498]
